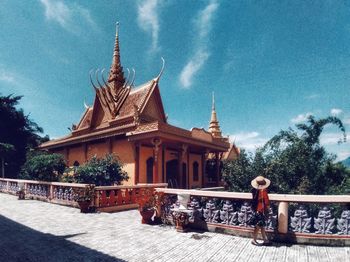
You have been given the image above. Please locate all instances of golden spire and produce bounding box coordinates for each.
[209,92,222,138]
[108,22,125,90]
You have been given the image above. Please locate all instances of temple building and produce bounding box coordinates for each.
[39,24,236,189]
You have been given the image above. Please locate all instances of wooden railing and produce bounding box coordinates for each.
[156,188,350,244]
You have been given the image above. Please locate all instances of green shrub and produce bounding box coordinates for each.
[74,154,129,186]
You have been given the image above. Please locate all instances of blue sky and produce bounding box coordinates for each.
[0,0,349,160]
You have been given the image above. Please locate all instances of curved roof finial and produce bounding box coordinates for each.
[130,68,136,87]
[84,100,89,109]
[89,69,98,91]
[155,57,165,81]
[95,69,104,88]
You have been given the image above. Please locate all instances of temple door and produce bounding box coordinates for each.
[166,159,178,188]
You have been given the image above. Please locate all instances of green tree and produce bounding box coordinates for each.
[20,151,66,181]
[223,116,348,194]
[222,149,255,192]
[0,143,15,178]
[0,94,46,177]
[74,154,129,186]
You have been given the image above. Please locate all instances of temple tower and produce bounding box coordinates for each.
[208,92,222,138]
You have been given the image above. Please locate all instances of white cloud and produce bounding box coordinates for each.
[305,94,320,100]
[137,0,161,53]
[195,0,219,39]
[330,108,343,116]
[179,50,209,88]
[179,0,219,88]
[0,69,16,84]
[337,151,350,161]
[229,132,268,151]
[290,112,313,124]
[320,132,346,145]
[39,0,97,34]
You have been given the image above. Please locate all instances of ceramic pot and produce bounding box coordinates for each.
[140,209,155,224]
[77,200,91,213]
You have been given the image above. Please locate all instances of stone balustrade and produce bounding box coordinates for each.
[0,178,90,208]
[156,188,350,245]
[0,178,167,211]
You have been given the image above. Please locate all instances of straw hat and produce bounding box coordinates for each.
[251,176,271,190]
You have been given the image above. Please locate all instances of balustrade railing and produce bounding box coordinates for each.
[0,178,167,211]
[0,178,90,208]
[94,183,167,212]
[156,188,350,243]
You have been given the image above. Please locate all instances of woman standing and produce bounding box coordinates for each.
[250,176,271,246]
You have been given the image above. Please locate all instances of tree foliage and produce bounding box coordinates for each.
[223,116,349,194]
[0,94,47,177]
[73,154,129,186]
[20,151,66,181]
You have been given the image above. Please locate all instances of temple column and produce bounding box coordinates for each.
[202,149,209,187]
[215,153,220,184]
[152,138,161,183]
[133,143,140,185]
[178,148,182,187]
[162,145,165,183]
[181,144,188,189]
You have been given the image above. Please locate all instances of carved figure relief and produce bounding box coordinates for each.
[337,210,350,235]
[314,207,335,234]
[203,199,219,223]
[290,205,312,233]
[237,202,254,227]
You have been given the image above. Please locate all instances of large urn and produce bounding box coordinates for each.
[177,193,190,210]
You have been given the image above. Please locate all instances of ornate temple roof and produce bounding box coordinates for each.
[39,24,229,153]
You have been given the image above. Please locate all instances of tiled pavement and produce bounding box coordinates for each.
[0,193,349,262]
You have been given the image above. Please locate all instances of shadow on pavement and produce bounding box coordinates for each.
[0,214,125,262]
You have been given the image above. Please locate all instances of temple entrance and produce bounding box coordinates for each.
[146,157,154,183]
[166,159,178,188]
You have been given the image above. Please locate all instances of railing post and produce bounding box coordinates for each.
[6,181,9,192]
[94,188,99,207]
[278,201,289,234]
[50,185,54,200]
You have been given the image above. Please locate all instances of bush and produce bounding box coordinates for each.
[74,154,129,186]
[20,151,66,181]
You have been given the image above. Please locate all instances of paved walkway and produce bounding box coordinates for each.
[0,193,349,262]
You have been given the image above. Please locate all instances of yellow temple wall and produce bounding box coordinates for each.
[112,139,135,186]
[86,140,108,159]
[68,145,85,166]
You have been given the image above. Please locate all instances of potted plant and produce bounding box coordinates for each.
[74,185,95,213]
[136,188,164,224]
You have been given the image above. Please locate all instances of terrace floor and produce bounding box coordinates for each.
[0,193,349,262]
